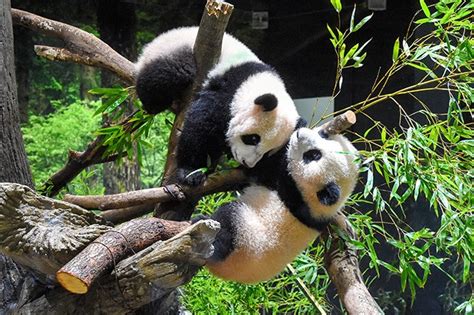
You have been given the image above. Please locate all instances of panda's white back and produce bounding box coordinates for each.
[135,26,260,77]
[206,185,319,284]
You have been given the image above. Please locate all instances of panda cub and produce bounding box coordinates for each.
[203,127,359,284]
[135,27,300,185]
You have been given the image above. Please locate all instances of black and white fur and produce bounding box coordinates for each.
[201,126,359,284]
[135,27,300,185]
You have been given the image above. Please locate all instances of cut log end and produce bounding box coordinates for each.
[206,0,234,16]
[57,271,89,294]
[319,110,357,136]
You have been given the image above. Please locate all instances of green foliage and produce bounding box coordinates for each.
[327,0,473,309]
[184,246,331,314]
[140,112,174,188]
[90,87,157,164]
[327,4,372,95]
[22,100,104,194]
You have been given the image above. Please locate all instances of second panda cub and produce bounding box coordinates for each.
[202,127,359,284]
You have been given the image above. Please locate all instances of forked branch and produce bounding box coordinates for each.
[12,8,135,84]
[64,111,355,212]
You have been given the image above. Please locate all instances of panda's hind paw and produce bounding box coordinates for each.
[177,168,207,187]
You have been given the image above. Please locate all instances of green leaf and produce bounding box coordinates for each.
[88,87,126,95]
[462,257,470,283]
[419,0,431,18]
[349,5,356,32]
[407,62,430,72]
[326,24,336,40]
[352,13,373,32]
[330,0,342,13]
[392,38,400,62]
[381,127,387,143]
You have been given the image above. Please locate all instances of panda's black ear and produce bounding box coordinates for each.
[255,93,278,112]
[317,182,340,206]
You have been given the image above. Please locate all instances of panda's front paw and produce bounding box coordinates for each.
[177,168,207,186]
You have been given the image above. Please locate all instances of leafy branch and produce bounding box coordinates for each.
[327,0,473,305]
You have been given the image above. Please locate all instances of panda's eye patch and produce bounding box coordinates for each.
[318,129,329,139]
[241,134,261,146]
[303,149,322,163]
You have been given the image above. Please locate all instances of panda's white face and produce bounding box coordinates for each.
[227,72,300,168]
[287,127,359,219]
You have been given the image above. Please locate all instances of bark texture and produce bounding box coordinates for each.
[0,183,110,277]
[0,3,38,312]
[324,213,383,314]
[0,0,33,188]
[0,183,219,313]
[57,218,190,294]
[13,26,32,122]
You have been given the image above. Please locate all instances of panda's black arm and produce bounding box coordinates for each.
[176,91,230,185]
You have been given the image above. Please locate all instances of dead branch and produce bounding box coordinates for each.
[64,110,355,211]
[155,0,234,217]
[320,110,356,135]
[64,169,246,211]
[57,217,191,294]
[0,183,110,277]
[324,213,383,314]
[0,182,219,312]
[12,8,135,84]
[101,204,155,224]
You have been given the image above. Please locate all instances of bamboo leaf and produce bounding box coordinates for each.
[330,0,342,13]
[350,5,356,32]
[352,13,373,32]
[420,0,431,18]
[392,38,400,62]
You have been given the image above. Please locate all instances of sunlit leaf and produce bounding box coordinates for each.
[392,38,400,62]
[419,0,431,18]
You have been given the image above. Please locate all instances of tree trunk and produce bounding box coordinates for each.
[97,0,141,194]
[79,65,97,101]
[0,1,39,312]
[0,0,33,188]
[13,26,33,123]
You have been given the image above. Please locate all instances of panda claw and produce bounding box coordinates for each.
[177,168,207,187]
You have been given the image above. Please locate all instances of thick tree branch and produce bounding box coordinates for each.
[12,8,135,84]
[156,1,234,218]
[101,204,155,224]
[320,110,356,136]
[0,183,219,312]
[324,213,383,314]
[0,183,109,277]
[64,111,355,211]
[57,217,191,294]
[64,169,246,211]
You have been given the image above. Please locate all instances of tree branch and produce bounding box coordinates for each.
[64,169,246,211]
[57,217,191,294]
[12,8,135,84]
[155,0,234,218]
[64,111,356,212]
[0,182,219,312]
[324,213,383,314]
